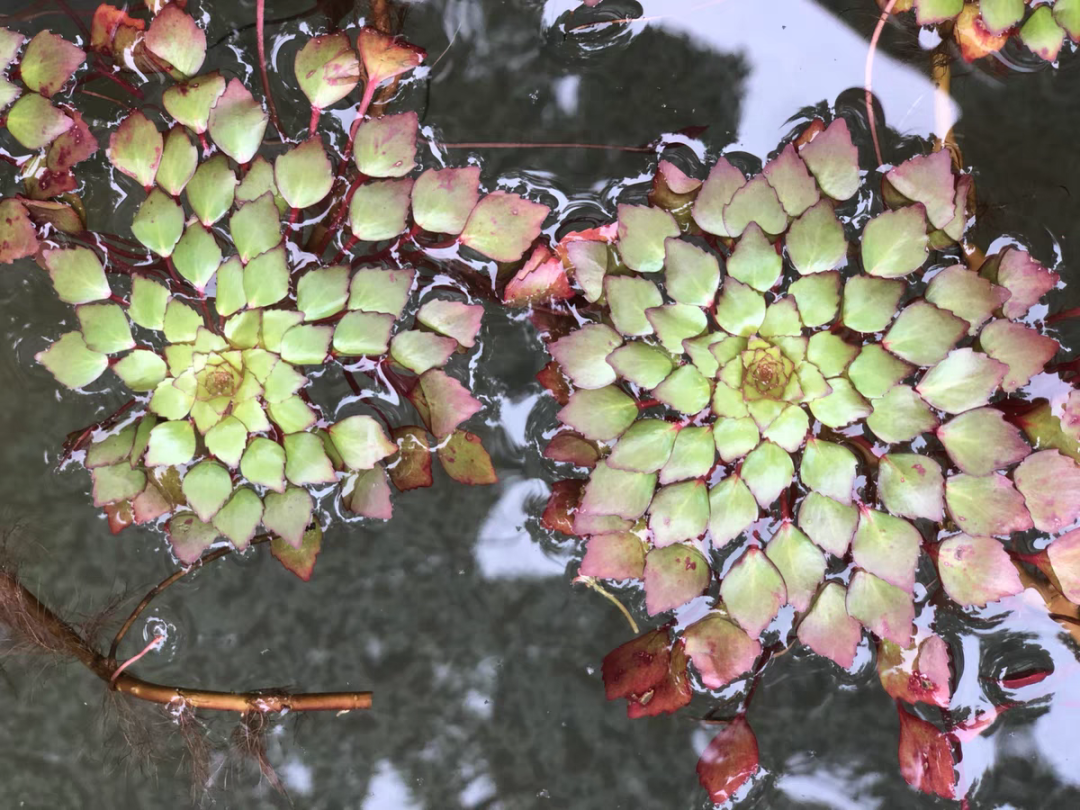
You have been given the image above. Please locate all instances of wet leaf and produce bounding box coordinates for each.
[1014,450,1080,533]
[205,415,248,467]
[437,429,497,485]
[108,111,162,190]
[861,205,928,278]
[388,426,433,491]
[664,238,720,306]
[356,26,425,87]
[349,177,413,241]
[937,533,1023,606]
[896,705,956,800]
[607,419,679,473]
[886,150,955,229]
[389,329,454,373]
[848,344,913,399]
[544,431,600,468]
[726,223,781,291]
[789,271,840,328]
[763,143,819,217]
[1047,529,1080,604]
[46,110,97,172]
[145,5,206,77]
[283,432,337,486]
[0,199,39,264]
[355,112,418,178]
[800,438,856,504]
[263,486,313,549]
[557,385,637,442]
[131,189,184,257]
[417,299,484,349]
[411,167,481,235]
[187,154,238,226]
[1020,5,1066,61]
[344,466,393,519]
[937,407,1030,476]
[707,475,758,548]
[20,30,84,98]
[982,247,1059,320]
[884,301,969,366]
[879,453,944,522]
[867,385,938,444]
[692,158,745,236]
[240,436,286,492]
[459,192,550,263]
[723,174,787,237]
[295,32,360,109]
[643,543,709,615]
[616,204,679,273]
[162,72,226,134]
[91,463,146,507]
[607,342,672,389]
[683,614,761,689]
[846,569,914,646]
[271,522,322,580]
[579,531,645,579]
[605,275,663,336]
[915,0,963,25]
[766,522,826,612]
[808,377,871,428]
[167,512,218,565]
[979,319,1059,393]
[7,92,72,150]
[542,479,581,535]
[602,628,670,700]
[945,473,1032,536]
[180,460,231,522]
[852,507,922,593]
[916,348,1007,414]
[842,275,904,333]
[502,245,572,306]
[418,369,483,438]
[207,79,268,164]
[798,117,859,199]
[348,267,415,316]
[798,582,862,667]
[155,127,198,196]
[276,138,334,209]
[878,634,951,708]
[145,420,196,467]
[579,461,657,520]
[696,717,760,805]
[648,479,709,546]
[297,265,349,321]
[35,331,107,389]
[721,546,787,638]
[798,491,857,556]
[924,264,1008,335]
[785,198,846,276]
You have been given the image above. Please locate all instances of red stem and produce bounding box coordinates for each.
[110,633,163,684]
[308,105,320,138]
[432,139,653,153]
[636,398,660,410]
[315,173,368,256]
[865,0,899,167]
[332,234,361,265]
[109,293,129,307]
[256,0,285,139]
[1046,306,1080,325]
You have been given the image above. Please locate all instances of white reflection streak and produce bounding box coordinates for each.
[362,759,421,810]
[474,477,568,579]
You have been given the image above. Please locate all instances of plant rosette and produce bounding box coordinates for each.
[535,115,1078,803]
[884,0,1080,64]
[10,24,562,580]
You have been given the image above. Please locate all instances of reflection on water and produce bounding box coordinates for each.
[1,0,1080,808]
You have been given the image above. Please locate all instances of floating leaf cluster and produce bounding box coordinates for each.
[889,0,1080,63]
[535,115,1080,802]
[1,17,553,579]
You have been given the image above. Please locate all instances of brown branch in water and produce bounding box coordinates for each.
[1,559,372,715]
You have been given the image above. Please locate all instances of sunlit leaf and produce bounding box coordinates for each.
[683,614,761,689]
[925,264,1008,335]
[799,117,859,199]
[348,267,415,316]
[355,112,418,178]
[982,246,1059,320]
[605,275,663,337]
[643,543,709,615]
[349,177,413,241]
[945,472,1032,536]
[1047,528,1080,604]
[721,546,787,638]
[230,193,281,262]
[883,301,968,367]
[852,506,921,593]
[878,453,944,522]
[459,192,550,262]
[916,348,1007,414]
[579,460,657,520]
[1020,5,1066,61]
[557,385,637,442]
[162,72,226,134]
[131,189,184,257]
[417,368,483,439]
[240,436,286,492]
[607,342,672,389]
[207,78,268,164]
[763,143,819,217]
[861,205,928,278]
[356,26,425,87]
[387,426,433,491]
[1014,450,1080,533]
[438,429,498,485]
[692,158,745,236]
[664,238,719,306]
[295,32,360,109]
[276,137,334,209]
[186,155,237,226]
[846,569,914,646]
[297,265,349,321]
[867,385,938,444]
[798,582,862,667]
[648,479,708,546]
[411,167,481,236]
[35,331,107,389]
[145,420,196,467]
[723,174,787,238]
[334,311,394,356]
[886,150,956,229]
[800,438,856,504]
[263,486,313,549]
[842,275,903,333]
[145,5,205,77]
[979,319,1059,393]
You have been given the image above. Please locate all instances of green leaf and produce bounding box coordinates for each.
[937,534,1024,607]
[223,309,262,350]
[297,265,350,321]
[186,154,237,226]
[235,156,284,211]
[806,332,858,378]
[945,473,1033,537]
[172,224,222,291]
[181,460,231,522]
[725,223,780,292]
[240,436,287,492]
[355,112,418,178]
[885,150,956,229]
[263,486,313,549]
[762,403,809,452]
[1013,450,1080,533]
[214,256,246,317]
[708,475,758,547]
[107,111,161,189]
[329,415,397,470]
[847,344,913,399]
[1020,5,1066,61]
[798,492,857,557]
[916,349,1007,414]
[720,547,787,638]
[19,30,84,98]
[557,385,637,442]
[162,72,226,134]
[861,205,928,278]
[207,78,268,164]
[798,118,860,200]
[605,276,663,337]
[156,126,198,196]
[268,395,318,434]
[846,570,914,646]
[915,0,963,24]
[91,463,145,507]
[785,199,846,275]
[459,192,550,262]
[842,275,904,333]
[166,512,219,564]
[808,377,870,428]
[131,189,184,257]
[204,415,247,468]
[606,419,679,473]
[789,271,840,328]
[284,431,337,485]
[344,465,394,519]
[1047,528,1080,603]
[349,177,413,241]
[411,167,481,236]
[294,32,360,109]
[742,441,794,508]
[646,304,707,355]
[417,369,483,438]
[1055,0,1080,40]
[653,364,712,414]
[230,193,281,263]
[213,487,263,549]
[723,174,787,238]
[44,247,109,305]
[659,426,714,485]
[145,5,206,77]
[883,301,968,366]
[579,461,657,520]
[936,407,1030,476]
[85,424,135,469]
[664,238,719,306]
[979,319,1059,393]
[879,453,944,522]
[713,417,760,463]
[925,264,1008,335]
[763,143,819,217]
[437,430,498,485]
[852,507,921,592]
[766,522,826,611]
[162,299,201,343]
[145,420,196,466]
[112,350,166,391]
[348,267,415,316]
[417,299,483,348]
[548,324,622,390]
[275,137,334,209]
[279,323,332,366]
[715,278,766,337]
[648,479,709,546]
[149,378,194,419]
[35,331,107,389]
[5,92,71,150]
[616,204,679,273]
[801,439,856,504]
[759,297,802,338]
[643,544,709,615]
[867,385,938,444]
[334,311,395,356]
[797,583,863,667]
[606,342,673,388]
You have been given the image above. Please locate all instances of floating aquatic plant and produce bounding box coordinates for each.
[535,114,1079,803]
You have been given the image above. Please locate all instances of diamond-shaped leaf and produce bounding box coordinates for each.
[213,488,263,550]
[945,472,1032,536]
[720,546,787,638]
[979,320,1059,393]
[696,718,760,805]
[852,507,921,593]
[785,198,846,276]
[742,441,794,508]
[276,137,334,209]
[605,276,663,337]
[156,126,198,196]
[208,79,268,164]
[879,453,944,522]
[580,461,658,520]
[766,522,826,612]
[883,301,968,367]
[579,531,645,579]
[723,174,787,238]
[867,385,938,444]
[846,569,914,646]
[798,117,859,200]
[145,420,196,467]
[44,247,109,305]
[6,92,72,150]
[800,438,856,504]
[167,512,218,565]
[349,177,413,241]
[616,204,679,274]
[411,167,481,235]
[861,205,928,278]
[172,223,221,291]
[1014,450,1080,533]
[162,72,226,134]
[417,369,483,439]
[797,582,862,667]
[763,143,819,217]
[181,460,231,522]
[145,5,206,78]
[937,534,1023,607]
[808,377,870,428]
[35,331,107,389]
[916,349,1007,414]
[692,158,745,236]
[186,154,238,227]
[459,192,549,262]
[648,479,708,547]
[664,238,719,306]
[842,275,904,333]
[789,271,840,328]
[1047,528,1080,604]
[936,408,1030,476]
[683,614,761,689]
[885,150,955,229]
[263,486,313,549]
[348,267,414,315]
[708,474,759,548]
[294,32,360,109]
[1020,5,1066,61]
[297,265,349,321]
[848,343,913,399]
[355,112,418,178]
[983,247,1059,320]
[132,189,184,257]
[240,436,286,492]
[798,492,857,557]
[925,264,1008,335]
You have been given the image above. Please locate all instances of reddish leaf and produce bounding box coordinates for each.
[579,531,645,579]
[627,638,692,718]
[437,429,498,485]
[0,199,39,265]
[356,27,425,88]
[542,479,583,535]
[387,425,433,491]
[643,543,710,615]
[536,360,572,405]
[20,30,85,98]
[103,499,134,534]
[896,705,956,800]
[416,369,483,438]
[683,614,761,689]
[544,431,600,467]
[502,244,573,306]
[460,192,550,263]
[602,627,671,701]
[696,717,760,804]
[271,524,322,582]
[954,4,1009,62]
[46,111,98,172]
[878,634,951,708]
[344,466,393,520]
[91,5,146,54]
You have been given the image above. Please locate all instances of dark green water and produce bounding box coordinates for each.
[2,1,1080,807]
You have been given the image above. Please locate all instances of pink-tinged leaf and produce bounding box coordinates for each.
[885,150,956,229]
[387,426,432,491]
[692,158,746,236]
[937,534,1024,607]
[46,111,98,172]
[765,522,826,612]
[459,192,550,263]
[617,203,680,273]
[0,199,39,265]
[878,634,951,708]
[536,360,571,405]
[722,174,787,238]
[417,369,483,439]
[557,386,638,443]
[984,247,1060,320]
[207,79,268,165]
[602,628,671,700]
[952,704,1011,744]
[896,705,956,800]
[579,531,645,579]
[696,717,760,804]
[936,408,1031,476]
[657,160,701,194]
[847,570,914,646]
[763,143,820,217]
[544,431,600,468]
[878,453,944,522]
[355,111,418,178]
[574,511,631,536]
[132,483,171,524]
[20,30,85,98]
[108,111,162,190]
[103,501,134,534]
[683,614,761,689]
[798,582,863,668]
[852,506,922,593]
[145,5,206,78]
[417,299,483,348]
[294,32,360,110]
[548,323,622,390]
[437,429,498,485]
[542,479,582,535]
[954,3,1010,61]
[1014,450,1080,533]
[412,167,481,236]
[798,117,860,199]
[1047,529,1080,604]
[344,466,393,520]
[167,512,218,565]
[270,524,322,581]
[720,547,787,638]
[979,319,1059,393]
[6,93,73,151]
[916,348,1007,414]
[945,473,1033,537]
[502,245,573,306]
[24,162,77,200]
[643,543,710,615]
[356,27,425,88]
[924,264,1009,335]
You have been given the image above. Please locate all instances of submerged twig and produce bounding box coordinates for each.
[573,576,639,634]
[865,0,899,167]
[256,0,286,141]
